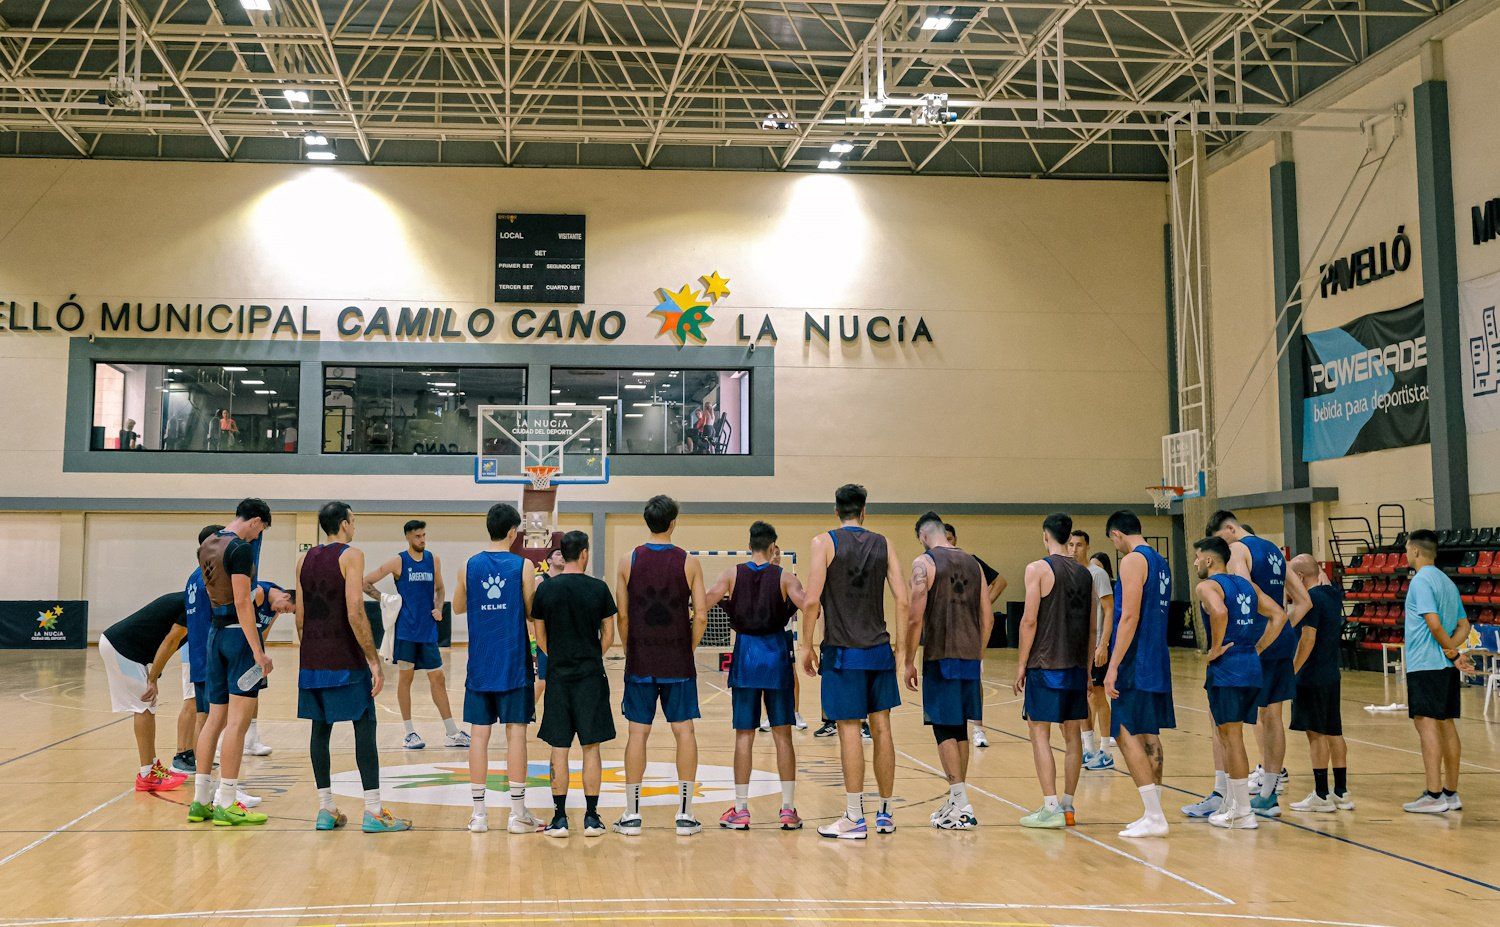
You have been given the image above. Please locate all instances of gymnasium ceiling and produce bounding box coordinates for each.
[0,0,1464,177]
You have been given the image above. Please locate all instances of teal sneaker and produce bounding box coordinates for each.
[1020,806,1067,829]
[362,809,413,833]
[1250,792,1282,817]
[316,808,348,831]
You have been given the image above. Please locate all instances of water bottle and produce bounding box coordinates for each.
[237,663,264,691]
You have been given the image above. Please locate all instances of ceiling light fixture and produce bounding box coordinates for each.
[830,141,854,154]
[818,159,841,170]
[283,89,309,104]
[306,150,335,161]
[922,15,953,29]
[304,131,328,146]
[241,0,271,9]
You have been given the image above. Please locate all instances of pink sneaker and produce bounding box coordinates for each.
[135,764,185,792]
[779,807,803,830]
[719,807,750,830]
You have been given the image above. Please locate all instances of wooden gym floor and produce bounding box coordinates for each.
[0,645,1494,927]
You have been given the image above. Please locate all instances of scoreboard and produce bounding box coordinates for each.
[494,213,585,303]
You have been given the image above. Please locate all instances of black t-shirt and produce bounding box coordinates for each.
[532,572,617,680]
[975,556,1000,586]
[104,592,187,665]
[1297,584,1344,687]
[211,539,257,628]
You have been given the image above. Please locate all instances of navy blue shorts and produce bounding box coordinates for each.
[820,664,900,721]
[193,682,209,715]
[1257,657,1296,708]
[536,649,548,681]
[922,663,983,726]
[1110,688,1175,737]
[1207,684,1259,726]
[622,679,700,725]
[394,639,442,671]
[731,686,795,730]
[206,626,265,705]
[1022,669,1088,723]
[464,685,535,726]
[299,677,375,723]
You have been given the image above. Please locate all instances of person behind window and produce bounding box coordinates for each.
[217,409,239,450]
[282,423,298,453]
[119,418,139,451]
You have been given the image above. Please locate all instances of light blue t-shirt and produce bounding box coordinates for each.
[1404,565,1466,673]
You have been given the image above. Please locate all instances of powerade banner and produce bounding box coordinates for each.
[1302,301,1429,462]
[0,600,89,649]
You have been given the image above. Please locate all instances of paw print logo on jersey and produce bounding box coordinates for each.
[187,583,197,607]
[1270,555,1284,577]
[1159,572,1170,598]
[948,570,969,600]
[1236,593,1255,616]
[482,576,506,600]
[845,561,872,590]
[637,584,676,627]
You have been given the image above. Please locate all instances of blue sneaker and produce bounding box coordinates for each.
[1181,792,1223,818]
[1250,792,1281,817]
[362,809,413,832]
[315,808,347,831]
[874,809,895,833]
[1084,751,1115,771]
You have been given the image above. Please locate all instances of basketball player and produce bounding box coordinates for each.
[1102,509,1175,838]
[705,521,807,831]
[238,580,293,761]
[943,523,1006,748]
[296,502,412,833]
[534,548,566,707]
[363,520,469,750]
[189,498,273,827]
[98,591,190,792]
[1016,513,1095,829]
[906,512,989,830]
[615,495,709,836]
[1287,554,1353,812]
[1192,536,1264,830]
[455,503,544,835]
[1068,531,1116,770]
[1400,529,1469,813]
[1206,511,1307,816]
[532,531,616,838]
[172,523,223,775]
[801,483,909,839]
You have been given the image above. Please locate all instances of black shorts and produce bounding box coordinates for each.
[1091,663,1108,688]
[539,672,617,748]
[1407,667,1461,720]
[1289,681,1342,735]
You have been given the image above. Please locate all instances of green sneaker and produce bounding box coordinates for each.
[187,800,214,823]
[362,809,412,833]
[1019,806,1067,829]
[212,801,269,826]
[315,808,348,831]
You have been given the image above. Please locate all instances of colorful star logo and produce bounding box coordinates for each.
[649,272,730,346]
[36,606,62,630]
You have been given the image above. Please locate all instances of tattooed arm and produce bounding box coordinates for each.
[903,555,933,691]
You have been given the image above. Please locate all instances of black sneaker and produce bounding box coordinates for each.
[171,750,196,775]
[861,721,872,740]
[544,812,569,838]
[582,812,606,837]
[813,720,837,738]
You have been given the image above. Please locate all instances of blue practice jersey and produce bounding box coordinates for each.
[1203,573,1264,689]
[465,550,529,692]
[1111,543,1173,693]
[254,581,282,636]
[1242,535,1294,660]
[394,550,439,644]
[183,568,211,683]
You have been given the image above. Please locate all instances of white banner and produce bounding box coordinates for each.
[1460,269,1500,434]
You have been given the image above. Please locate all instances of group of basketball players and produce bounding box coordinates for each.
[96,489,1471,838]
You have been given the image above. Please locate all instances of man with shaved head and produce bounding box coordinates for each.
[1286,554,1351,813]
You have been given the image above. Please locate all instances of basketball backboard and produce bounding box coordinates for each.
[475,404,610,485]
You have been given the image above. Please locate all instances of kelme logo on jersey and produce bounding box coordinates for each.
[333,760,779,809]
[650,271,730,346]
[481,575,507,599]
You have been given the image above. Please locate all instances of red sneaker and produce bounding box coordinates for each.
[136,765,186,792]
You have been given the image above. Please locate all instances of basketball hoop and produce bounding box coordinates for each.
[523,465,560,490]
[1146,485,1184,513]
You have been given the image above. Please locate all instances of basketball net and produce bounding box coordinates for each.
[1146,485,1184,514]
[523,464,559,490]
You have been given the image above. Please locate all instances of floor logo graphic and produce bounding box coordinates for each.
[333,759,777,809]
[650,271,730,345]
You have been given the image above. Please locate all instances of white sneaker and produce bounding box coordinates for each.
[933,804,977,830]
[1209,801,1258,830]
[444,730,471,748]
[930,800,954,825]
[817,814,868,840]
[1247,765,1286,794]
[508,810,546,833]
[236,789,262,808]
[971,727,989,748]
[613,813,643,836]
[1290,792,1336,813]
[1333,791,1356,811]
[468,812,488,833]
[1119,815,1169,838]
[758,720,771,733]
[245,740,273,757]
[793,712,808,731]
[675,814,702,836]
[403,732,426,750]
[1402,793,1449,814]
[1446,792,1462,811]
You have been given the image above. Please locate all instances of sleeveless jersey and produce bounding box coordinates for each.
[394,550,439,644]
[1203,572,1263,688]
[298,543,367,688]
[728,562,795,690]
[198,530,253,624]
[183,568,211,683]
[922,546,986,662]
[820,526,890,650]
[1111,543,1173,693]
[624,544,696,679]
[1029,553,1093,671]
[465,550,530,692]
[1242,534,1293,660]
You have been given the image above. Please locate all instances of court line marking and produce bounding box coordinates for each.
[0,787,132,869]
[0,716,129,768]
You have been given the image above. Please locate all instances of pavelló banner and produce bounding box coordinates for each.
[1302,300,1429,462]
[0,600,89,649]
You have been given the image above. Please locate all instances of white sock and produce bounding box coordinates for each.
[1044,794,1060,812]
[1106,737,1117,749]
[443,717,459,736]
[404,720,416,735]
[510,787,527,816]
[1214,770,1228,796]
[139,764,152,777]
[678,781,693,817]
[1260,774,1277,799]
[780,780,795,809]
[846,792,863,820]
[626,783,641,816]
[734,783,749,813]
[317,787,335,812]
[472,786,487,812]
[1230,777,1250,812]
[1082,731,1098,753]
[949,783,969,807]
[364,788,381,816]
[216,778,237,808]
[246,721,259,742]
[1139,784,1164,820]
[1062,793,1075,811]
[195,774,214,805]
[879,797,891,816]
